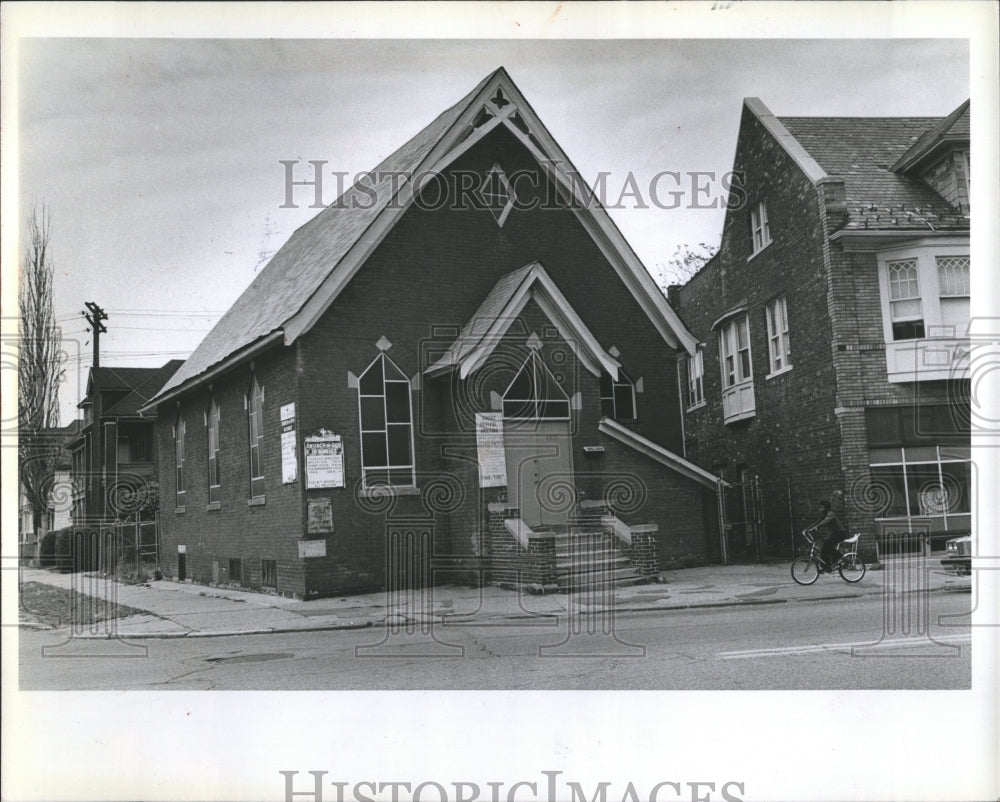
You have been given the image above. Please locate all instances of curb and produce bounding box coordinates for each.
[24,580,963,640]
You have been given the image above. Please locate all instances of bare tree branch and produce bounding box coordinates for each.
[652,242,718,289]
[19,206,65,532]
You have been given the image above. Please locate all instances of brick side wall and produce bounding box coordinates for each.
[676,104,969,562]
[677,105,844,549]
[157,347,306,597]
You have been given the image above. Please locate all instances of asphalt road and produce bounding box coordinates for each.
[18,589,972,690]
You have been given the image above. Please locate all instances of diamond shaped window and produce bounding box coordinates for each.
[482,163,516,227]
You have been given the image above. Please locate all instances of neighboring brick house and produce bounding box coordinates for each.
[141,67,723,599]
[69,360,183,524]
[674,98,971,563]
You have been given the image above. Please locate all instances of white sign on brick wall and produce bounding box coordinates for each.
[476,412,507,488]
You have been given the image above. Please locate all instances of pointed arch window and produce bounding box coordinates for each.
[207,399,221,505]
[248,376,265,499]
[600,370,637,423]
[502,351,570,421]
[358,353,415,488]
[174,410,186,507]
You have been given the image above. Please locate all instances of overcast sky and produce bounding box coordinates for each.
[17,36,970,423]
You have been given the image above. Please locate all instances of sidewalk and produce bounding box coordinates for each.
[18,557,967,639]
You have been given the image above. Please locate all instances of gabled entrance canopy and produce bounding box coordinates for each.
[425,261,621,381]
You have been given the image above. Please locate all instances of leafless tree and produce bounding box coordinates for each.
[19,206,64,540]
[653,242,718,289]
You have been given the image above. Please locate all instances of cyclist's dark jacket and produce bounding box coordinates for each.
[814,510,846,540]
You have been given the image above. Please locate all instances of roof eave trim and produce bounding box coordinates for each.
[450,262,621,381]
[138,330,284,414]
[745,98,828,185]
[598,417,725,490]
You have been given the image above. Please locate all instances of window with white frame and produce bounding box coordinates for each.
[936,255,970,332]
[358,353,416,488]
[719,316,752,389]
[878,244,971,343]
[600,369,637,423]
[207,399,221,505]
[717,315,756,422]
[887,258,925,340]
[750,201,771,254]
[686,349,704,409]
[174,411,186,506]
[247,376,265,499]
[765,296,792,374]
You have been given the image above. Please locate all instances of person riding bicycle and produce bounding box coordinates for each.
[808,500,847,572]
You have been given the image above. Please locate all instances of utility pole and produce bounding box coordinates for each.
[83,301,108,368]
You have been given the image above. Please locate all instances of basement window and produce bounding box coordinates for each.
[261,559,277,589]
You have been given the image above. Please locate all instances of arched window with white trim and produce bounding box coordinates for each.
[248,376,265,499]
[357,353,416,488]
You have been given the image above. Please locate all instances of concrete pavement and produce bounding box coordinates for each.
[18,555,967,639]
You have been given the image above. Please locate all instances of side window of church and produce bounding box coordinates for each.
[358,353,416,489]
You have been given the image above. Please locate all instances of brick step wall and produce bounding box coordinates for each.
[552,528,647,591]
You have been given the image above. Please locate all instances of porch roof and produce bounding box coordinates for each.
[424,261,622,381]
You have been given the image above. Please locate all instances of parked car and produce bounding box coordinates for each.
[940,534,972,576]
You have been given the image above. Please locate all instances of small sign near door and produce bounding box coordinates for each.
[476,413,507,488]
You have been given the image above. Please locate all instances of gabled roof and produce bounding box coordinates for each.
[740,98,970,235]
[148,68,697,410]
[87,360,184,418]
[425,261,621,381]
[776,116,970,234]
[892,99,970,173]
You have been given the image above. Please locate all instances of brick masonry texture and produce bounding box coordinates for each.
[154,125,713,597]
[676,102,969,562]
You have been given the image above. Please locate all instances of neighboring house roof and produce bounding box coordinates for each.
[147,67,697,410]
[892,99,970,173]
[425,261,622,381]
[779,115,970,233]
[101,360,184,418]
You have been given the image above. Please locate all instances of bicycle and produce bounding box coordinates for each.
[790,530,866,585]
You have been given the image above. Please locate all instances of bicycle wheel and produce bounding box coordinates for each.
[791,557,820,585]
[839,555,866,583]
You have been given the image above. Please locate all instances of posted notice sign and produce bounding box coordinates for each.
[475,412,507,488]
[280,403,297,484]
[305,435,345,489]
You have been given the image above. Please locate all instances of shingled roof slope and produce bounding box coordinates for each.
[101,360,184,418]
[780,116,969,232]
[892,99,970,172]
[155,70,500,400]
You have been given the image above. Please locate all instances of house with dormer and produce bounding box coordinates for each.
[674,98,971,562]
[140,68,723,598]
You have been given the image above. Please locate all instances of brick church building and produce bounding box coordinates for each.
[143,68,721,598]
[674,98,971,563]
